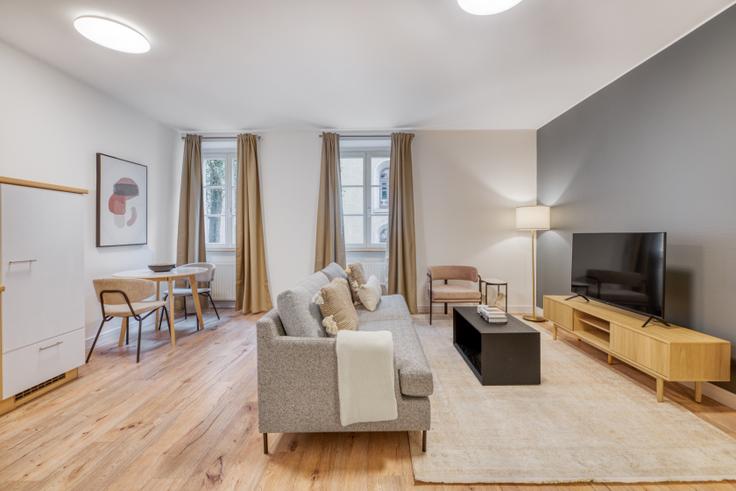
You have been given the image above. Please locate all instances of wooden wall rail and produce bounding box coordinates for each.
[0,176,88,195]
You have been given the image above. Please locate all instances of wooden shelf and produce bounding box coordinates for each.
[575,328,610,351]
[578,315,610,333]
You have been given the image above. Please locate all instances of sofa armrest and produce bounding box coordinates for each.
[257,311,340,432]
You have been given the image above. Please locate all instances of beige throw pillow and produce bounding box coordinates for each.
[345,263,368,300]
[313,278,359,336]
[357,275,382,311]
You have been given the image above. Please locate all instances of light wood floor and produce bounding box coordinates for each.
[1,311,735,490]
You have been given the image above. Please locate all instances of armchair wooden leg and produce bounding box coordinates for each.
[263,433,268,455]
[429,302,433,325]
[444,303,447,315]
[422,430,427,452]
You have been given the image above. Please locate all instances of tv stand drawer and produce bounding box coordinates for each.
[543,297,573,331]
[610,324,668,377]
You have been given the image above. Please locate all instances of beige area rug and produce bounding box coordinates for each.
[409,317,736,484]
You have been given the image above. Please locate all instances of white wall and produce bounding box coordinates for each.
[0,41,179,337]
[253,130,537,312]
[413,131,537,312]
[260,131,322,299]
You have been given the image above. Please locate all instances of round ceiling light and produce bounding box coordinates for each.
[73,16,150,53]
[457,0,524,15]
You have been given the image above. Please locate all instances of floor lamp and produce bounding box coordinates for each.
[516,205,550,322]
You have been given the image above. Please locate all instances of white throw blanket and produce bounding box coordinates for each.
[336,330,398,426]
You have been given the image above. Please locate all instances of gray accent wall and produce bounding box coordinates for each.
[537,4,736,370]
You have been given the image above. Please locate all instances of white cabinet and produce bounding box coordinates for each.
[1,183,85,400]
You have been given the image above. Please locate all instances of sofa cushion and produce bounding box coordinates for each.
[359,318,433,397]
[321,262,348,281]
[356,275,382,311]
[357,294,410,322]
[315,278,359,336]
[277,271,330,337]
[345,263,367,300]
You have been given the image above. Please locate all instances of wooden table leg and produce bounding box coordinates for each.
[189,275,204,330]
[168,279,176,346]
[118,317,128,347]
[694,381,703,403]
[155,282,161,330]
[552,324,558,341]
[656,378,664,402]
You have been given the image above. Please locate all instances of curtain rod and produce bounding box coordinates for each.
[320,134,391,138]
[179,135,261,141]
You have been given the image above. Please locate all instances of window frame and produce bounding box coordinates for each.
[202,151,238,251]
[340,149,390,252]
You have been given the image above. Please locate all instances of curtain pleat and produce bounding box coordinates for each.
[176,134,206,266]
[235,134,273,314]
[387,132,417,313]
[314,132,346,270]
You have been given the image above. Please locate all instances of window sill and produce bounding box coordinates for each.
[347,247,386,253]
[206,247,235,253]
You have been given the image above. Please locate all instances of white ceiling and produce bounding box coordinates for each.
[0,0,732,131]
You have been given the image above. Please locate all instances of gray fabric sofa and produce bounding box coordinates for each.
[256,263,433,454]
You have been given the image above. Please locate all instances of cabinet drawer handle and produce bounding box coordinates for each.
[39,341,63,351]
[8,259,38,266]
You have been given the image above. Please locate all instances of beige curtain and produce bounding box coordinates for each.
[314,132,346,270]
[235,134,273,314]
[387,132,417,313]
[176,134,206,266]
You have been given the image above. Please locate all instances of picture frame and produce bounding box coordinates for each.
[96,153,148,247]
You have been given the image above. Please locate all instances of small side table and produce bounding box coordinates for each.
[483,278,508,312]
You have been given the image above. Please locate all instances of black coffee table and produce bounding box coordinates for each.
[453,307,540,386]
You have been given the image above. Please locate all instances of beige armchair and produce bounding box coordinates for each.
[427,265,482,324]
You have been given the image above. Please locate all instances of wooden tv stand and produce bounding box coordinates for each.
[543,295,731,403]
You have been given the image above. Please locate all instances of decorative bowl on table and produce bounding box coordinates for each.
[148,264,175,273]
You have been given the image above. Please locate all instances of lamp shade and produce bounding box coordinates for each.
[516,206,550,231]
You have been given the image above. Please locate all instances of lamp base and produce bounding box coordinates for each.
[522,314,546,323]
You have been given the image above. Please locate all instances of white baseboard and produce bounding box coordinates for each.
[678,381,736,410]
[417,304,536,315]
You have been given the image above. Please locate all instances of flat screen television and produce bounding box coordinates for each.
[570,232,666,320]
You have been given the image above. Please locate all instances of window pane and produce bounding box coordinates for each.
[371,186,389,213]
[231,186,237,215]
[205,159,226,186]
[341,187,363,214]
[205,188,224,215]
[371,157,390,185]
[340,158,363,185]
[371,215,389,245]
[232,159,238,184]
[344,215,364,245]
[205,216,225,244]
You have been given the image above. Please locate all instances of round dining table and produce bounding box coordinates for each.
[113,266,208,347]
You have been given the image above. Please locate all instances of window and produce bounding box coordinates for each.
[203,152,238,249]
[340,141,390,250]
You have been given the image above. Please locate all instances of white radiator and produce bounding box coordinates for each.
[207,251,236,301]
[361,260,388,286]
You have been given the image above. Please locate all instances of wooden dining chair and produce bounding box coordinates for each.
[87,278,171,363]
[162,262,220,328]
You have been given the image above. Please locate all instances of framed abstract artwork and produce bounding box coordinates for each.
[96,153,148,247]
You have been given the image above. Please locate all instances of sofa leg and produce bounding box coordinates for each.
[263,433,268,455]
[422,430,427,452]
[429,302,433,325]
[444,303,447,315]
